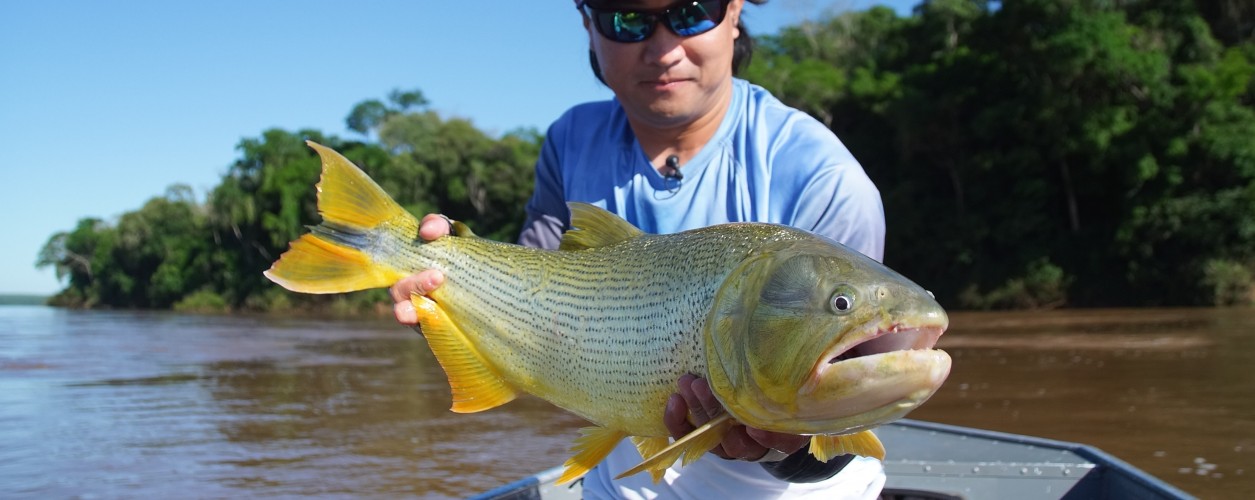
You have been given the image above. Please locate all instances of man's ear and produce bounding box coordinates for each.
[728,0,744,39]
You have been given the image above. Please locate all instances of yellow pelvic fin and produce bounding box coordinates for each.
[809,430,886,462]
[616,413,734,482]
[630,436,672,483]
[558,426,628,485]
[412,294,517,413]
[558,202,645,251]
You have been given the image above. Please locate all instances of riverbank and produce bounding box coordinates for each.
[0,295,48,306]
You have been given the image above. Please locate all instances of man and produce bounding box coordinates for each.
[392,1,886,497]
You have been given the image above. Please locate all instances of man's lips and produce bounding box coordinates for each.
[641,77,692,89]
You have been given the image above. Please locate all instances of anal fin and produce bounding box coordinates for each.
[558,426,628,485]
[630,436,671,483]
[616,414,734,482]
[412,294,517,413]
[809,430,885,462]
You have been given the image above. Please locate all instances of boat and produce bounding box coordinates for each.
[470,419,1193,499]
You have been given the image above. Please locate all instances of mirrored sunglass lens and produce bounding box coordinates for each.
[610,12,653,41]
[669,1,721,36]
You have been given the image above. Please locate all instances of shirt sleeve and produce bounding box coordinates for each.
[789,162,886,263]
[517,127,569,251]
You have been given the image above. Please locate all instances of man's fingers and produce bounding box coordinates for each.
[419,213,453,241]
[676,374,708,425]
[663,394,694,438]
[746,427,808,455]
[389,271,446,302]
[719,425,766,461]
[389,213,449,328]
[669,374,812,463]
[393,301,418,325]
[388,270,446,326]
[690,376,722,418]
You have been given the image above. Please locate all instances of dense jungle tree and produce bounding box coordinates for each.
[37,1,1255,310]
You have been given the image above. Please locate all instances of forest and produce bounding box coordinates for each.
[37,0,1255,311]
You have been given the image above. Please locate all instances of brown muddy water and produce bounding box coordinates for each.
[0,305,1250,498]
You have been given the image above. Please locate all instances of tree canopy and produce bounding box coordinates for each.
[38,0,1255,311]
[744,0,1255,307]
[38,98,542,313]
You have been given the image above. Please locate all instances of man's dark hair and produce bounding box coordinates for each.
[587,0,765,84]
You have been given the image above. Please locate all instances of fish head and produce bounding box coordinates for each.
[704,234,951,435]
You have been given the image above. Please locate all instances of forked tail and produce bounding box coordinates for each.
[263,141,416,293]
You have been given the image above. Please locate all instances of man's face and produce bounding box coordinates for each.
[582,0,743,130]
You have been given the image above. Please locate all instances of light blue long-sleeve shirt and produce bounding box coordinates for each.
[518,79,884,262]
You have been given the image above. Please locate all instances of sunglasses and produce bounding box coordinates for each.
[578,0,732,44]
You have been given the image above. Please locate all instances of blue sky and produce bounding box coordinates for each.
[1,0,915,295]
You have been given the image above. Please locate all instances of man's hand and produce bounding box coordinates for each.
[663,374,809,462]
[390,214,454,326]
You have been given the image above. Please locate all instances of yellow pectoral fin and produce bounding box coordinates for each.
[412,294,517,413]
[616,414,734,482]
[559,427,628,485]
[809,430,886,463]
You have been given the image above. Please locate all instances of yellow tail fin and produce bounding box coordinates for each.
[263,141,416,293]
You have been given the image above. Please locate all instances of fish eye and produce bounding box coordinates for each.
[829,285,857,314]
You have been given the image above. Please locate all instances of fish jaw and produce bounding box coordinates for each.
[795,347,951,433]
[787,320,950,434]
[729,319,952,436]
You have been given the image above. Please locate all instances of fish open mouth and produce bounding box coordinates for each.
[789,321,951,433]
[825,323,946,366]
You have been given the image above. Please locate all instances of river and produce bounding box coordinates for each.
[0,305,1250,498]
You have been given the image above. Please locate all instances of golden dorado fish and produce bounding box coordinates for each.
[265,141,951,484]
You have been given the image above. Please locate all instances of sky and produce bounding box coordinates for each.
[0,0,916,295]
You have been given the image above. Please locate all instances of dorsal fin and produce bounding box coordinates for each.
[559,202,645,251]
[450,220,478,238]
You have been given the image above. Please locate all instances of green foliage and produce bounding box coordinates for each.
[173,289,230,314]
[38,185,212,309]
[376,112,540,241]
[1202,259,1255,306]
[345,88,429,135]
[0,295,49,305]
[746,0,1255,308]
[35,2,1255,311]
[959,258,1073,310]
[38,91,541,312]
